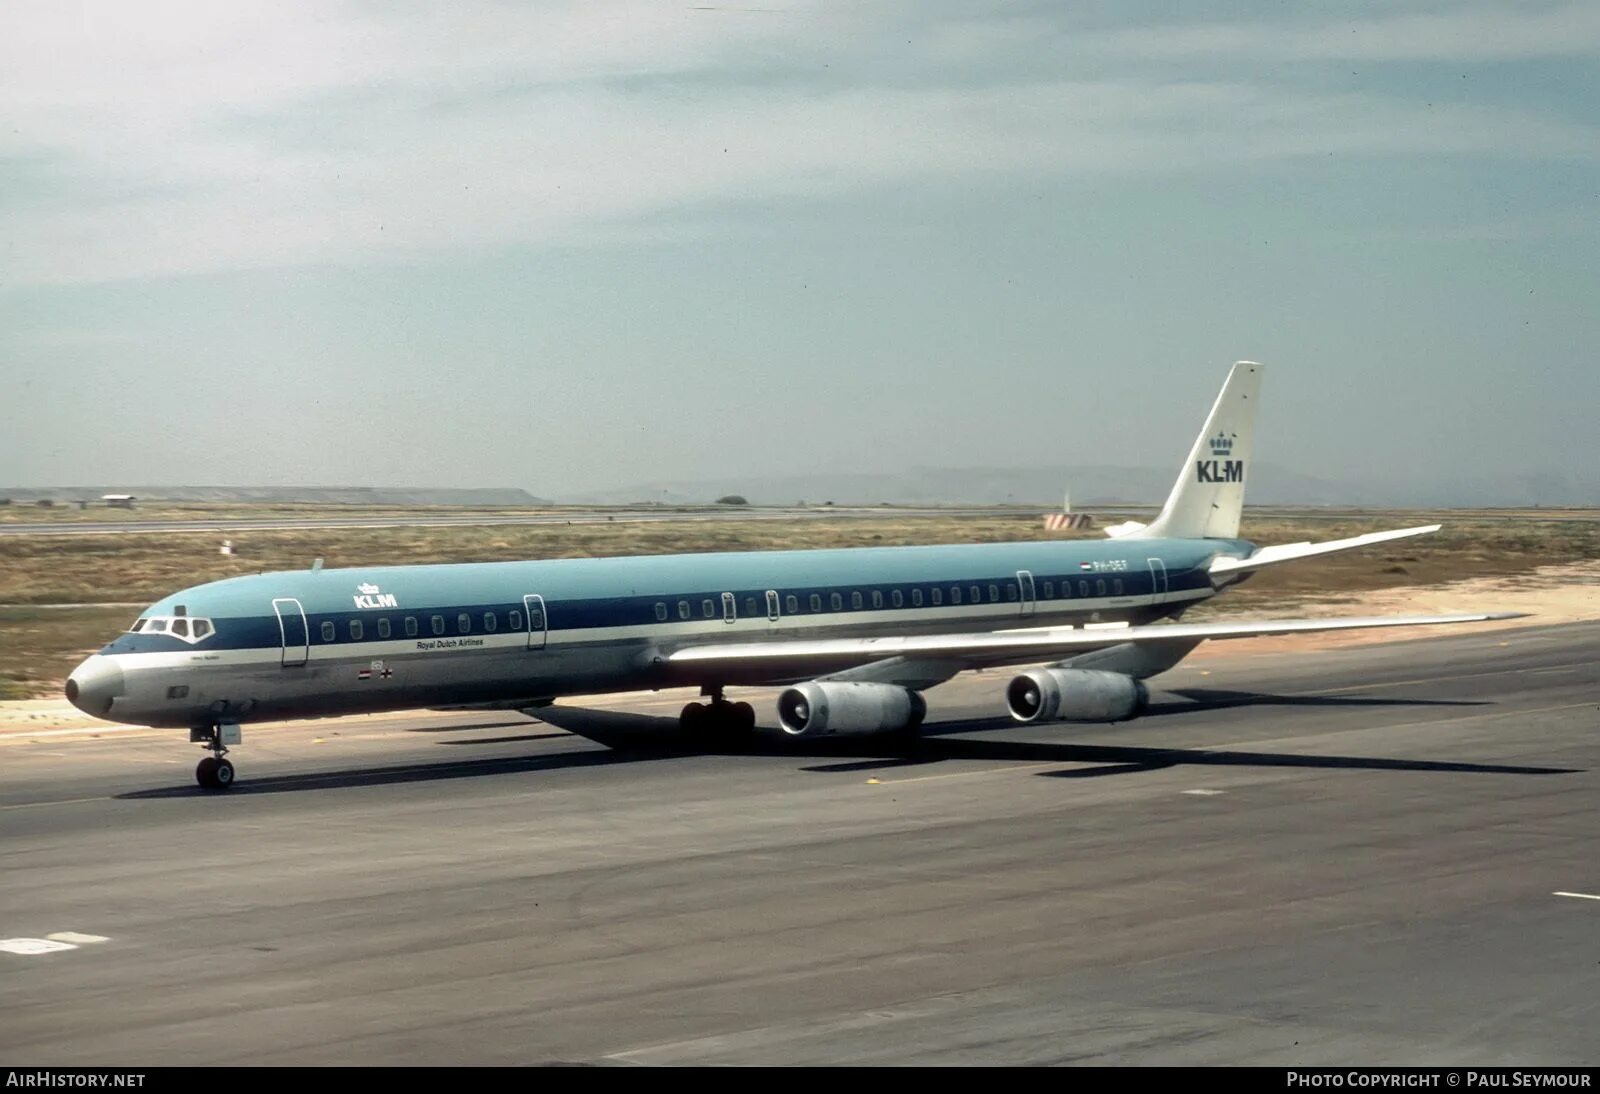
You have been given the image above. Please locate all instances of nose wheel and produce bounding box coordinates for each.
[196,756,235,789]
[190,721,242,791]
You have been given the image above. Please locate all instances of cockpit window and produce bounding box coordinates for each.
[130,615,215,643]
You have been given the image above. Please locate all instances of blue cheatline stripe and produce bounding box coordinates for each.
[102,559,1215,656]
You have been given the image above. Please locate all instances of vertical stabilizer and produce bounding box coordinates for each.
[1136,362,1262,540]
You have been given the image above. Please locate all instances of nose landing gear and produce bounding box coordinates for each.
[190,721,241,790]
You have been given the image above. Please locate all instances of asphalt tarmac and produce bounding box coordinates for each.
[1,622,1596,1065]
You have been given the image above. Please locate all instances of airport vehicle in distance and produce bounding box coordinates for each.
[66,363,1516,789]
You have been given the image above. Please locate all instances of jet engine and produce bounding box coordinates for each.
[1005,668,1148,724]
[777,681,927,738]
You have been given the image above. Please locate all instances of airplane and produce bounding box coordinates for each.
[65,362,1519,790]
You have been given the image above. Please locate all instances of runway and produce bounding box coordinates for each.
[1,622,1597,1065]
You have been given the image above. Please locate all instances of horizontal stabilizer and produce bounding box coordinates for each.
[1208,524,1440,578]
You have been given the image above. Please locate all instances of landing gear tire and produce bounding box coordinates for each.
[196,756,236,790]
[192,725,239,791]
[679,699,756,751]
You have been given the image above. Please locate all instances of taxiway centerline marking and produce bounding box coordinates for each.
[1553,891,1600,901]
[0,796,112,811]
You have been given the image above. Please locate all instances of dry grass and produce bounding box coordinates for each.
[2,508,1597,697]
[0,606,137,700]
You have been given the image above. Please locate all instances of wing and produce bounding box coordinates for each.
[664,611,1524,681]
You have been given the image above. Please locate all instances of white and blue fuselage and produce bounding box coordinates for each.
[67,536,1236,729]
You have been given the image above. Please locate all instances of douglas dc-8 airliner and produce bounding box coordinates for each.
[67,363,1517,789]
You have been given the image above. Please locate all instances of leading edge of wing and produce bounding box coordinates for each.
[665,611,1528,666]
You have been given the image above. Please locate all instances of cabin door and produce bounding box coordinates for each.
[1146,559,1169,604]
[272,598,309,667]
[1016,570,1037,617]
[522,594,548,650]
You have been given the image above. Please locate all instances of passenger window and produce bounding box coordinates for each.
[950,586,962,605]
[654,602,668,622]
[349,620,364,641]
[1113,578,1124,596]
[871,590,883,609]
[192,619,212,639]
[405,616,419,637]
[830,592,843,611]
[509,610,522,630]
[971,585,983,604]
[786,595,799,614]
[171,618,190,638]
[431,615,445,635]
[891,589,903,608]
[1043,580,1055,599]
[678,601,691,620]
[810,593,822,612]
[1006,583,1018,602]
[529,606,545,629]
[377,618,391,639]
[1096,579,1106,597]
[699,599,713,619]
[484,612,497,632]
[1079,580,1089,597]
[851,591,863,610]
[321,621,336,642]
[988,584,1000,603]
[932,587,943,605]
[744,597,757,618]
[457,613,471,633]
[911,588,923,607]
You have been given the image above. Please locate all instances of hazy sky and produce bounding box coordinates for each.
[2,2,1597,496]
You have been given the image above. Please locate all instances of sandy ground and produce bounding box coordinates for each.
[4,560,1595,735]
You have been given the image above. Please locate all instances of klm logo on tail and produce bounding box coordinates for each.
[1196,431,1244,484]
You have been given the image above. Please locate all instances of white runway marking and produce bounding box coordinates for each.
[1553,891,1600,901]
[0,938,77,955]
[46,932,110,944]
[1182,788,1226,796]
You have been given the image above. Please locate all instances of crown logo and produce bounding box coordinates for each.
[357,582,380,595]
[1209,431,1235,457]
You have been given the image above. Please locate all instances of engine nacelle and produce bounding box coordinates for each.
[777,682,927,738]
[1006,668,1148,724]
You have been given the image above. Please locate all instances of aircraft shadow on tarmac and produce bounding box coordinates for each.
[114,696,1579,799]
[1146,688,1491,715]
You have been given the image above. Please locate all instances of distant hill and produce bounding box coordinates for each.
[0,486,547,506]
[558,463,1600,509]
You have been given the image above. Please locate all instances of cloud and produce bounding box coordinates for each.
[2,2,1597,285]
[1083,3,1600,62]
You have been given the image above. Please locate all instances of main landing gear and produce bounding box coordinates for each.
[679,689,756,750]
[189,721,242,790]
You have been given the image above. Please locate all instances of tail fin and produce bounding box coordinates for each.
[1136,361,1262,540]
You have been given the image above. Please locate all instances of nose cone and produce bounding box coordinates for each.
[66,656,125,718]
